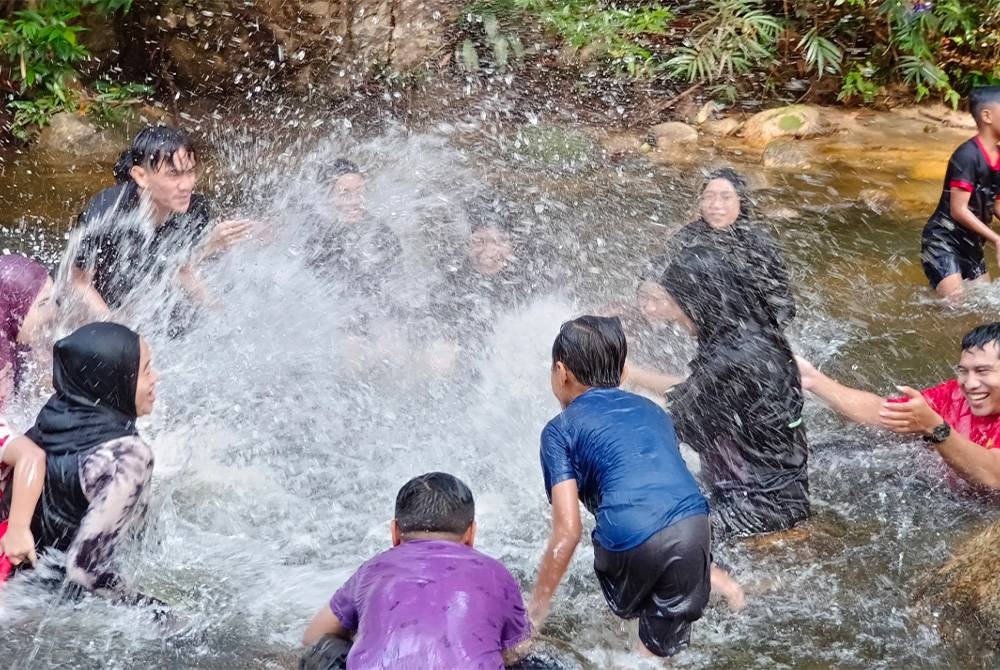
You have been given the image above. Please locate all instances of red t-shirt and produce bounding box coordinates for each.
[921,379,1000,449]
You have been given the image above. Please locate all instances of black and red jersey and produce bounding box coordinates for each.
[925,137,1000,246]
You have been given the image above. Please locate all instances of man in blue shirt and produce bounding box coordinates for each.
[528,315,728,658]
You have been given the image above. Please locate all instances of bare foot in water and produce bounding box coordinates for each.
[711,564,746,611]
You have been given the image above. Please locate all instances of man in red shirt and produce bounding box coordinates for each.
[797,322,1000,490]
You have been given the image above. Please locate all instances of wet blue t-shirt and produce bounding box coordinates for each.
[540,387,709,552]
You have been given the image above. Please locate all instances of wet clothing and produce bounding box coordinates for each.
[75,182,212,309]
[300,636,571,670]
[593,514,711,657]
[921,379,1000,449]
[661,245,809,538]
[0,255,49,396]
[659,218,796,331]
[921,137,1000,287]
[540,387,709,552]
[328,539,530,670]
[25,323,152,592]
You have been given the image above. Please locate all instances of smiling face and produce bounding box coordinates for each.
[637,280,695,333]
[134,338,159,418]
[131,147,198,218]
[331,172,366,226]
[467,226,513,275]
[700,177,742,229]
[956,343,1000,416]
[16,276,55,347]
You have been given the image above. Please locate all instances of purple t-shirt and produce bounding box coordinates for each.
[330,540,531,670]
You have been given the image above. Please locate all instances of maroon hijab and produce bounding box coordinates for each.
[0,254,50,388]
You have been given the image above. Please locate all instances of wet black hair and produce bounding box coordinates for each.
[395,472,475,536]
[970,86,1000,124]
[961,323,1000,354]
[465,193,514,233]
[114,125,196,184]
[551,315,627,388]
[320,158,361,185]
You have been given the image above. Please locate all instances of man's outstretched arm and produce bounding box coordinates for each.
[796,356,884,426]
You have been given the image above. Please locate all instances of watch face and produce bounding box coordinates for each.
[932,423,951,443]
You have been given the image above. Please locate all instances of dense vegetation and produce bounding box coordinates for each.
[0,0,147,140]
[460,0,1000,106]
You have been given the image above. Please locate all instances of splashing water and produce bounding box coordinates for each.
[0,120,996,669]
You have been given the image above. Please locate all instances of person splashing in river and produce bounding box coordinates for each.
[25,322,160,604]
[69,125,253,316]
[529,315,720,659]
[798,322,1000,493]
[302,472,533,670]
[920,86,1000,299]
[660,167,796,331]
[628,246,810,539]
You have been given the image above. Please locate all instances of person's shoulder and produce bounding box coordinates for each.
[79,183,130,225]
[465,546,520,585]
[951,137,982,164]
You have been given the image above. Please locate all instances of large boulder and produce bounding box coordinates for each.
[742,104,825,146]
[35,112,121,162]
[117,0,462,95]
[918,521,1000,650]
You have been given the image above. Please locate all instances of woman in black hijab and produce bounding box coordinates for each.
[663,168,796,331]
[634,245,809,538]
[24,322,158,596]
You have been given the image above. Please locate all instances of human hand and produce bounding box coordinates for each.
[878,385,943,435]
[794,355,819,392]
[527,598,549,633]
[205,219,255,255]
[0,523,37,567]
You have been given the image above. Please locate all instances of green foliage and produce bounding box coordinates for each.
[512,0,672,78]
[797,27,843,78]
[506,0,1000,105]
[457,12,524,73]
[665,0,782,82]
[0,0,142,141]
[838,62,879,103]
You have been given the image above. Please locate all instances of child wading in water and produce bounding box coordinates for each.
[528,316,738,659]
[302,472,532,670]
[921,86,1000,299]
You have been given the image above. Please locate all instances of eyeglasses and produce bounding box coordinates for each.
[701,192,739,204]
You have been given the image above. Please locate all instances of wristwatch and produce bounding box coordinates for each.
[923,422,951,444]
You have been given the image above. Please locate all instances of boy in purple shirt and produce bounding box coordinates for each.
[302,472,532,670]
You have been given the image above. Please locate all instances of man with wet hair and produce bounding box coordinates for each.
[921,86,1000,299]
[530,315,716,658]
[71,125,252,314]
[302,472,532,669]
[798,322,1000,490]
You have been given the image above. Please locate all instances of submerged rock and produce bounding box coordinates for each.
[599,131,645,157]
[650,121,699,148]
[742,104,824,146]
[761,138,814,170]
[35,112,120,162]
[702,117,742,138]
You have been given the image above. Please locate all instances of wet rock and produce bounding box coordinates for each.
[917,521,1000,648]
[650,121,699,148]
[742,104,824,146]
[35,112,120,162]
[120,0,460,94]
[702,117,742,138]
[761,138,814,170]
[646,145,699,167]
[858,188,897,215]
[599,131,645,156]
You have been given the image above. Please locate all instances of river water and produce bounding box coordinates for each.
[0,112,996,669]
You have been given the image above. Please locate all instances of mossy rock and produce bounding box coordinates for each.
[742,105,825,146]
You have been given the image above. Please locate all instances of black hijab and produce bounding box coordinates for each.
[27,322,141,456]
